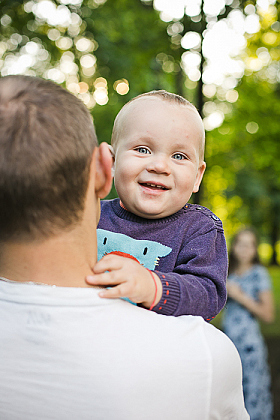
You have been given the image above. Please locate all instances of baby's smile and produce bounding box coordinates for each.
[139,182,169,191]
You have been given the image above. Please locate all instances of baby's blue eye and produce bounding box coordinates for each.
[136,147,150,154]
[172,153,186,160]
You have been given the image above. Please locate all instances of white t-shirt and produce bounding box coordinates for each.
[0,280,249,420]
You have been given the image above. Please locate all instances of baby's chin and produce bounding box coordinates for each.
[128,205,179,220]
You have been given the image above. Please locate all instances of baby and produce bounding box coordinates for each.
[86,90,228,320]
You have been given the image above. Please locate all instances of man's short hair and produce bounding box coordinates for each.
[0,75,98,242]
[111,90,205,160]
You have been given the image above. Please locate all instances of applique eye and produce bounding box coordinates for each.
[143,247,148,255]
[103,237,107,245]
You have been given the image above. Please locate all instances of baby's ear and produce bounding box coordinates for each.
[108,145,115,158]
[94,142,113,199]
[108,145,115,176]
[193,161,206,193]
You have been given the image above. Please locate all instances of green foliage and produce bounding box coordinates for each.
[202,2,280,258]
[204,76,280,238]
[260,266,280,337]
[82,0,177,143]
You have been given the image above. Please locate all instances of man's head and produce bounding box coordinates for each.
[110,90,206,219]
[0,75,109,242]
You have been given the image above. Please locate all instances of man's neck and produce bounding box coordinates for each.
[0,228,97,288]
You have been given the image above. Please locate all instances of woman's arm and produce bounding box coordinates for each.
[227,282,275,323]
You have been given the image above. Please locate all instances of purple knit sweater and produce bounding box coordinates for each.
[97,199,228,320]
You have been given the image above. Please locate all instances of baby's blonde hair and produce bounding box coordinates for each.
[111,90,205,160]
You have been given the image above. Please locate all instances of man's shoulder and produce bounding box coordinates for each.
[129,308,227,356]
[202,320,239,359]
[202,321,249,419]
[177,315,237,358]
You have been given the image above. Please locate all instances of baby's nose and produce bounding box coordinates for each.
[147,154,171,174]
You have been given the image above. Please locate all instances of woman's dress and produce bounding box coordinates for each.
[222,264,273,420]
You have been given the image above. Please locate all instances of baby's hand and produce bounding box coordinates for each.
[85,254,162,309]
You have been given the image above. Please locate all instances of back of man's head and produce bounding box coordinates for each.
[0,75,98,242]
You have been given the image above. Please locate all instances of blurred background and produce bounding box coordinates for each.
[1,0,280,416]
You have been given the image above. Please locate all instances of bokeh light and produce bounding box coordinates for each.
[113,79,129,95]
[33,1,72,27]
[181,32,201,50]
[94,77,108,105]
[246,122,259,134]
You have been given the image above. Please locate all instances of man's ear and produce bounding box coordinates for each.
[193,161,206,193]
[93,142,113,199]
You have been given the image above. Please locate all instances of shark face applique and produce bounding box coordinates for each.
[97,229,172,270]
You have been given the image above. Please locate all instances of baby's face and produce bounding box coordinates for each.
[112,97,206,219]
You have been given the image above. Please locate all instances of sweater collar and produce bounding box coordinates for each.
[110,198,187,224]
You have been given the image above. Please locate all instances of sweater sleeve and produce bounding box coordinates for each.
[152,224,228,320]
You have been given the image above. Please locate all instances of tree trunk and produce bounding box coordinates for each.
[193,2,205,205]
[271,207,279,265]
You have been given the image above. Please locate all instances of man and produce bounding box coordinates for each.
[0,75,249,419]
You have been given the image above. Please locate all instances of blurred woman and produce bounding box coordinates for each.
[222,228,275,420]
